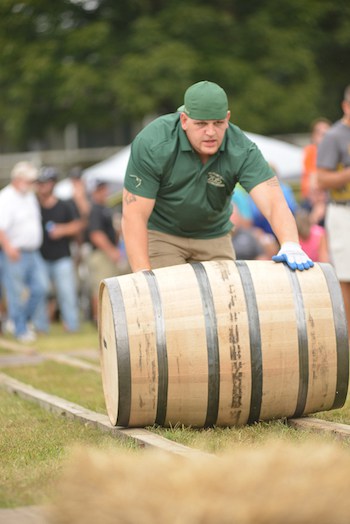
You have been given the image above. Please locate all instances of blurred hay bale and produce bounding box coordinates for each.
[48,441,350,524]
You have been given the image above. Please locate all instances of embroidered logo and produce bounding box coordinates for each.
[129,174,142,188]
[207,172,225,187]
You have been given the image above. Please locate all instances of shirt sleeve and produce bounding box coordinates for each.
[88,205,104,233]
[124,135,161,198]
[317,133,339,170]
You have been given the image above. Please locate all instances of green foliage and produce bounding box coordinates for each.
[0,0,349,148]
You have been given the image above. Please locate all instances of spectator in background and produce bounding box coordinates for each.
[230,184,265,260]
[230,183,253,230]
[300,186,328,227]
[0,161,47,342]
[87,180,123,324]
[247,165,297,258]
[295,208,328,263]
[66,166,92,320]
[300,118,331,228]
[301,118,331,200]
[68,166,91,249]
[68,166,91,222]
[34,167,82,333]
[317,84,350,338]
[249,165,298,236]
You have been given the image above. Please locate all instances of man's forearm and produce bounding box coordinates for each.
[0,230,20,261]
[90,231,119,262]
[317,167,350,190]
[121,217,151,272]
[268,203,300,247]
[0,230,13,253]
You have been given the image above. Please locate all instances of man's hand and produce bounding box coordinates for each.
[272,242,314,271]
[4,243,20,262]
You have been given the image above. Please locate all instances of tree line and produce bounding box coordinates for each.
[0,0,349,151]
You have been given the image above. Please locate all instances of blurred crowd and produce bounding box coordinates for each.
[0,119,333,342]
[231,118,331,265]
[0,162,130,342]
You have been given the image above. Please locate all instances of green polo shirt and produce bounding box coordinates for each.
[124,113,274,239]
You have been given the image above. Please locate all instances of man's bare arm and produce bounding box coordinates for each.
[317,167,350,190]
[121,189,156,272]
[0,230,20,261]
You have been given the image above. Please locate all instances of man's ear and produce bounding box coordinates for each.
[180,112,188,130]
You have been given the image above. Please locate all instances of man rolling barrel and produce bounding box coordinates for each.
[122,80,313,273]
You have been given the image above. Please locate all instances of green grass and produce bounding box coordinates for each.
[0,321,99,354]
[150,415,350,453]
[0,389,137,509]
[2,361,106,413]
[0,347,12,355]
[34,322,99,353]
[0,323,128,509]
[312,392,350,424]
[150,384,350,452]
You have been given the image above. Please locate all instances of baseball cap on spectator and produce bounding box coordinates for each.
[69,166,83,179]
[11,161,38,182]
[37,166,59,183]
[177,80,229,120]
[87,178,108,193]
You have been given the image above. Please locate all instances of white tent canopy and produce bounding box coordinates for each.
[83,144,132,192]
[55,132,302,199]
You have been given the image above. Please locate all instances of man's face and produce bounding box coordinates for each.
[35,180,55,199]
[13,178,35,195]
[180,111,230,162]
[312,121,330,145]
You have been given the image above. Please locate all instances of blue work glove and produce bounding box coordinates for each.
[272,242,314,271]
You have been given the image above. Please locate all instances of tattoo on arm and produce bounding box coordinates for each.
[266,177,280,187]
[124,191,137,205]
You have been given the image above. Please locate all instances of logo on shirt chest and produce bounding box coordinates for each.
[207,171,225,187]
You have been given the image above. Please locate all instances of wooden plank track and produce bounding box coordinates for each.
[0,336,100,372]
[42,353,100,372]
[0,372,209,458]
[287,417,350,440]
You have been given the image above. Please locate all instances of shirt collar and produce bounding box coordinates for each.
[178,125,193,152]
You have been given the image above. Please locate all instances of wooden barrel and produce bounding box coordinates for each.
[98,260,349,428]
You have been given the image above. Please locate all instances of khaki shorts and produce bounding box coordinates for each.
[87,250,121,295]
[326,203,350,281]
[148,230,235,269]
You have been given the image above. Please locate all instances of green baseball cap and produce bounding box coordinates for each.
[177,80,228,120]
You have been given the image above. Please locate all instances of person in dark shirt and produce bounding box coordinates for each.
[87,179,123,323]
[34,167,83,332]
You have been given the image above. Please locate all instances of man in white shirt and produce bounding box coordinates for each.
[0,161,48,342]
